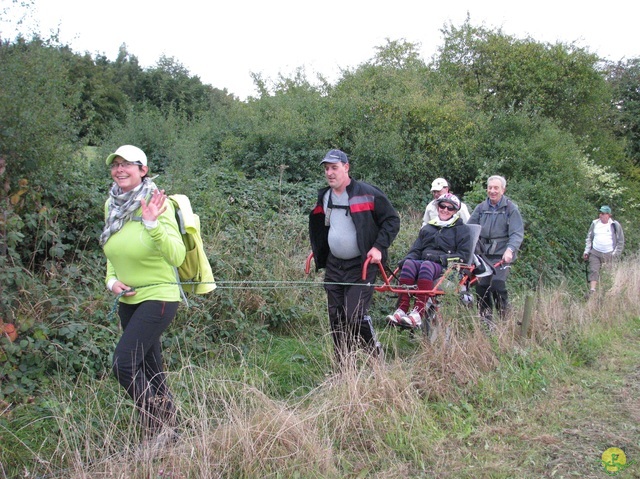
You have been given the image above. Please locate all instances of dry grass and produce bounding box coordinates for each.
[19,257,640,478]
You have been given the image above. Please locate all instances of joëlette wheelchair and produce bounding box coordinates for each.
[306,224,500,342]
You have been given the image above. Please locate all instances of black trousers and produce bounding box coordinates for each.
[324,253,380,363]
[113,300,179,431]
[475,255,510,320]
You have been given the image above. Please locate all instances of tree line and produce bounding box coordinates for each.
[3,20,639,276]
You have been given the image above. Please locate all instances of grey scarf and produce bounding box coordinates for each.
[100,177,157,247]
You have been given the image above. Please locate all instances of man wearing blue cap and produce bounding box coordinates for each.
[309,149,400,366]
[583,205,624,294]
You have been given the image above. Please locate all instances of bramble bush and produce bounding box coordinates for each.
[0,148,325,401]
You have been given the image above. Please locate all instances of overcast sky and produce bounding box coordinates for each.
[2,0,638,99]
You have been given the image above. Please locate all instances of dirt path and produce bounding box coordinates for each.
[429,321,640,478]
[523,327,640,478]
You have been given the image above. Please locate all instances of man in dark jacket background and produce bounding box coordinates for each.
[309,149,400,366]
[468,175,524,326]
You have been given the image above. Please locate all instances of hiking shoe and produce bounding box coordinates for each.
[137,426,181,459]
[386,308,408,325]
[401,309,422,328]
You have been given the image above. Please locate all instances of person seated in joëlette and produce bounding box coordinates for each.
[387,193,473,328]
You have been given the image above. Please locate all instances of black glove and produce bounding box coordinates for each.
[423,253,437,263]
[439,255,449,267]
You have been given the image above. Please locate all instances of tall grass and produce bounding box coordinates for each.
[3,258,640,478]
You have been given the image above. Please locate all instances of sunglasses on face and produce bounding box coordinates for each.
[438,204,457,212]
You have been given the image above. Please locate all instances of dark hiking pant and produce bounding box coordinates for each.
[324,253,381,365]
[113,300,179,433]
[475,255,510,321]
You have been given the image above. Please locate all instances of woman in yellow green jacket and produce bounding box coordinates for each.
[101,145,185,439]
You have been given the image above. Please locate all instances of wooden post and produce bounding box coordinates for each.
[520,293,534,338]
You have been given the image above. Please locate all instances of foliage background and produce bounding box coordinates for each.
[1,19,639,404]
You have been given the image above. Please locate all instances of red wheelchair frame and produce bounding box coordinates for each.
[305,251,502,338]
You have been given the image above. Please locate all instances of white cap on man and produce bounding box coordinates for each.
[431,178,448,192]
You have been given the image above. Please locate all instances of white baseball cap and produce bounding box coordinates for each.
[430,178,448,192]
[106,145,148,166]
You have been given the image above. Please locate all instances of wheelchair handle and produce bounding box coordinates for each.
[362,256,392,284]
[304,252,314,275]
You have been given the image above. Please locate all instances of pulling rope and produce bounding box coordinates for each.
[107,278,398,322]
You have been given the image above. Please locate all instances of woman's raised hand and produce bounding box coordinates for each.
[140,189,167,223]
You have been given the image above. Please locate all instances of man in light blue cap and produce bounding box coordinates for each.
[583,205,624,294]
